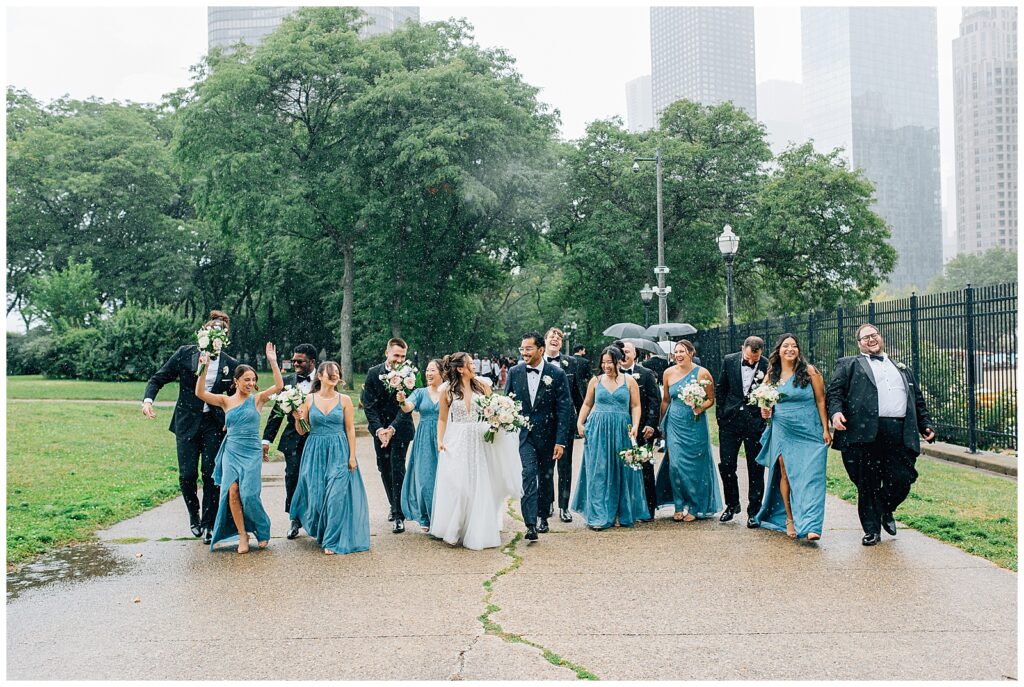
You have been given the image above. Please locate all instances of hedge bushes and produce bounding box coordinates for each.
[7,305,195,381]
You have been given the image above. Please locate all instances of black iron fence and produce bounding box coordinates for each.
[692,283,1017,452]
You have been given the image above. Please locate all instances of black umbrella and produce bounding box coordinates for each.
[645,322,697,339]
[620,337,662,354]
[602,322,650,339]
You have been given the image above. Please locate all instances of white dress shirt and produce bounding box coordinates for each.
[740,361,756,394]
[865,353,907,418]
[526,361,543,404]
[201,357,221,412]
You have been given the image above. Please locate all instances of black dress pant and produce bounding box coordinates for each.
[639,438,658,518]
[374,437,409,519]
[841,418,919,535]
[174,412,225,528]
[282,444,305,515]
[718,426,765,516]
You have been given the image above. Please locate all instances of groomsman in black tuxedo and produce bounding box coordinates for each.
[142,310,238,544]
[540,327,583,525]
[262,343,317,539]
[361,337,415,533]
[827,323,935,546]
[715,336,769,527]
[506,332,573,540]
[617,340,662,519]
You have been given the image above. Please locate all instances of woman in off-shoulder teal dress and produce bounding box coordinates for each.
[195,342,284,554]
[655,340,723,521]
[398,360,442,529]
[750,334,831,540]
[571,346,648,529]
[290,362,370,555]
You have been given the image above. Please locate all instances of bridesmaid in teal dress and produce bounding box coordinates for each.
[291,361,370,555]
[397,359,442,529]
[196,342,284,553]
[571,346,649,530]
[751,334,831,540]
[655,339,723,521]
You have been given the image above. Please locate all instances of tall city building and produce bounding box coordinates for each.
[953,7,1018,256]
[625,75,654,132]
[802,7,942,291]
[757,80,805,154]
[208,6,419,50]
[650,7,756,123]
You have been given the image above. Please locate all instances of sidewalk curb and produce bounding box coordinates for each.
[920,441,1017,477]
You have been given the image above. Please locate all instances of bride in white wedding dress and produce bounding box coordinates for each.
[430,352,523,550]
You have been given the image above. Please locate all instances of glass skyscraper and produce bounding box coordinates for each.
[802,7,942,291]
[953,7,1018,256]
[208,6,419,50]
[625,75,654,133]
[650,7,756,124]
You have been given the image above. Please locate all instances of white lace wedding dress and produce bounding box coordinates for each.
[429,390,523,550]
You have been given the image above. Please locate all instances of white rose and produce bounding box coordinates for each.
[484,407,495,417]
[222,366,229,375]
[197,336,210,349]
[498,412,513,424]
[561,359,568,367]
[542,375,552,386]
[404,377,415,389]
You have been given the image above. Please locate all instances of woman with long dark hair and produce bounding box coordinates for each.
[196,342,283,553]
[750,333,831,540]
[289,361,370,555]
[430,352,522,550]
[571,346,648,529]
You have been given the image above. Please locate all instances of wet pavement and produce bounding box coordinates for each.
[6,436,1017,680]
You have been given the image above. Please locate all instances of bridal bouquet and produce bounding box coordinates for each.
[748,382,785,423]
[380,362,418,396]
[269,385,310,433]
[619,430,654,470]
[475,393,530,443]
[195,325,230,377]
[677,377,711,421]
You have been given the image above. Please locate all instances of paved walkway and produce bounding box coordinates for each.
[6,437,1017,680]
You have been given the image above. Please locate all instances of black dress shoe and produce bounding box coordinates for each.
[746,517,759,529]
[286,520,301,540]
[862,533,881,546]
[537,519,549,534]
[882,513,897,536]
[559,508,573,523]
[393,519,405,534]
[388,512,395,522]
[524,525,538,541]
[190,523,203,538]
[203,528,212,545]
[719,510,734,523]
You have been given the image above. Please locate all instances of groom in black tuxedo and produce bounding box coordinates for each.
[262,343,317,539]
[361,337,415,533]
[617,340,662,520]
[827,323,935,546]
[142,310,238,543]
[505,331,573,541]
[541,327,583,525]
[715,336,769,527]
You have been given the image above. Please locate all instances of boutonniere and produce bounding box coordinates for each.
[222,366,229,376]
[754,370,765,381]
[542,375,553,386]
[895,361,907,371]
[631,373,640,380]
[561,359,569,367]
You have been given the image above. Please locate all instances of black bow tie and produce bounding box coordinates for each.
[869,354,884,362]
[742,360,757,369]
[619,367,633,374]
[527,367,540,375]
[296,374,311,383]
[545,356,557,363]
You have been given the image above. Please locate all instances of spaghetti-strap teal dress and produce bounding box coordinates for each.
[209,396,272,549]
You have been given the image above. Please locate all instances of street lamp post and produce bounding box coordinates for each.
[562,321,578,354]
[717,224,740,351]
[633,148,671,337]
[639,283,654,327]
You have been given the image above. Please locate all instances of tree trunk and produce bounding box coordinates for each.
[340,240,355,390]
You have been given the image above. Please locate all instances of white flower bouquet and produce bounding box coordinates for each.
[619,430,654,470]
[195,325,230,377]
[380,361,418,396]
[677,377,711,421]
[747,382,786,422]
[475,393,531,443]
[269,385,310,433]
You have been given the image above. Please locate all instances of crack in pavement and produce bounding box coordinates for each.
[473,499,599,681]
[449,633,481,680]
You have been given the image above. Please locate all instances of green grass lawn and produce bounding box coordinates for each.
[7,375,148,400]
[705,413,1017,571]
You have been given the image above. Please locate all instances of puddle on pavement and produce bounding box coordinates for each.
[7,542,130,601]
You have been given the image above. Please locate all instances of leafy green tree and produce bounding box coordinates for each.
[24,258,102,332]
[927,247,1018,293]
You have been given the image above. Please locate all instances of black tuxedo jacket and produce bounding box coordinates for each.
[621,364,660,440]
[643,355,670,382]
[143,345,239,440]
[572,354,593,400]
[504,361,572,449]
[715,352,769,437]
[826,355,934,455]
[361,362,415,443]
[262,372,309,454]
[545,353,583,414]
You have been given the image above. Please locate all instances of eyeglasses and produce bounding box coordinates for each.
[518,347,536,353]
[858,333,881,342]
